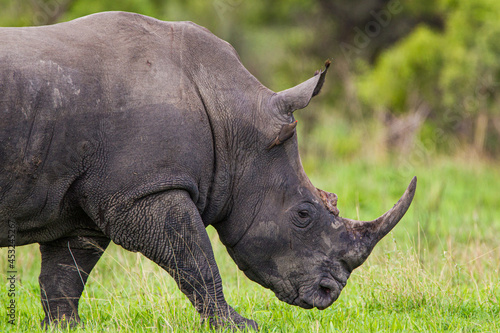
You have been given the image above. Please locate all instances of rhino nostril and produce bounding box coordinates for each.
[313,284,337,310]
[318,280,337,300]
[318,279,340,302]
[319,285,331,296]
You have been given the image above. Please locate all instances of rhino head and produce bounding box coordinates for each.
[214,61,416,310]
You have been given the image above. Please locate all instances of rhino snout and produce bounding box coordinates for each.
[295,277,344,310]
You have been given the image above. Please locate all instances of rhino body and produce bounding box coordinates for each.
[0,12,415,329]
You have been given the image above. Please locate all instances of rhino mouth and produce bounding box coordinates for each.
[293,276,345,310]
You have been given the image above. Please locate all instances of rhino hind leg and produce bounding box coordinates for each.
[39,236,110,328]
[101,189,257,330]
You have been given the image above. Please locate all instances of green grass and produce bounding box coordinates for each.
[1,142,500,332]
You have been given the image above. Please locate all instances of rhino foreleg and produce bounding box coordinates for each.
[39,236,110,328]
[103,190,257,331]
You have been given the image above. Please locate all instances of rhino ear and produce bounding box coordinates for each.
[272,60,331,114]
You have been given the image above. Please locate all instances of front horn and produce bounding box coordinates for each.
[317,177,416,269]
[338,177,417,262]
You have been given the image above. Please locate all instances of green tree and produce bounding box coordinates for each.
[356,0,500,155]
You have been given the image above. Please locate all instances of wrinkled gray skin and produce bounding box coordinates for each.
[0,12,416,330]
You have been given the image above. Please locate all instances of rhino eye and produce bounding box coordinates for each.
[298,210,309,219]
[292,205,315,228]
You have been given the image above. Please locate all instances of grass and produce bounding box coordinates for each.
[1,121,500,332]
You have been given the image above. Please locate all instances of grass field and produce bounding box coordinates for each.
[1,138,500,332]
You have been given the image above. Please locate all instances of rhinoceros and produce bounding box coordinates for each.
[0,12,416,330]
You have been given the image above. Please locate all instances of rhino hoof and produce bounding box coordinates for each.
[41,315,81,330]
[207,314,258,331]
[237,318,259,331]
